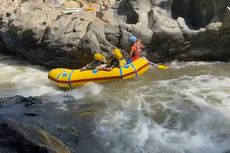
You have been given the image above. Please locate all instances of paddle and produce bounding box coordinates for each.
[149,62,169,70]
[62,7,96,14]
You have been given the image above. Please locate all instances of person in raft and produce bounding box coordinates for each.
[103,48,127,71]
[81,53,107,71]
[129,35,144,62]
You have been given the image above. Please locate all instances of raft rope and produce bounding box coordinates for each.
[68,70,74,89]
[56,70,64,80]
[130,63,139,79]
[119,67,123,80]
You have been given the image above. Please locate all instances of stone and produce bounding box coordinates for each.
[222,6,230,28]
[132,22,153,44]
[62,0,82,8]
[44,0,65,8]
[102,8,120,24]
[177,17,199,40]
[0,118,71,153]
[104,23,121,46]
[19,0,47,13]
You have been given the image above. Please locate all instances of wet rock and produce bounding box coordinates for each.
[222,6,230,28]
[0,32,8,53]
[188,6,230,61]
[0,95,108,153]
[0,95,42,107]
[0,118,71,153]
[24,112,39,117]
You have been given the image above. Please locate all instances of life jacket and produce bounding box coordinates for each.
[130,41,143,61]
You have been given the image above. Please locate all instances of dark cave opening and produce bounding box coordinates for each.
[171,0,215,30]
[118,1,139,24]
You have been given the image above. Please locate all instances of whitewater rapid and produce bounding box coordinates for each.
[0,54,230,153]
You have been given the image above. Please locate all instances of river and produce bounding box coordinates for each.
[0,54,230,153]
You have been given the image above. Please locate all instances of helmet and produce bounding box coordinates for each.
[112,48,123,59]
[129,35,137,43]
[94,53,105,62]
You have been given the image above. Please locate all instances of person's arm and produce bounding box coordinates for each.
[139,41,144,50]
[103,59,115,71]
[80,64,89,71]
[130,46,135,58]
[81,60,95,70]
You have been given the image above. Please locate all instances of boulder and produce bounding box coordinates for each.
[19,0,47,14]
[9,9,49,42]
[44,0,65,8]
[104,23,121,46]
[81,20,114,54]
[132,22,153,44]
[0,118,71,153]
[102,8,121,24]
[222,6,230,28]
[177,17,199,40]
[119,23,133,51]
[149,7,185,59]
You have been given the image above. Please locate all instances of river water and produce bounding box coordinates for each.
[0,54,230,153]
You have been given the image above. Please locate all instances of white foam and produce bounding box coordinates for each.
[169,61,219,69]
[94,74,230,153]
[0,61,62,97]
[65,82,103,99]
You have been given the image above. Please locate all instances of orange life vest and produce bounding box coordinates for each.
[130,41,143,61]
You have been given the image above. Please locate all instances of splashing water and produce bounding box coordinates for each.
[93,63,230,153]
[0,55,103,99]
[0,55,62,97]
[1,54,230,153]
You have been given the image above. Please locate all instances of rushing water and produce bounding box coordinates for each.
[0,54,230,153]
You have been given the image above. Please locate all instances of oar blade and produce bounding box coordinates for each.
[158,65,169,70]
[149,62,169,70]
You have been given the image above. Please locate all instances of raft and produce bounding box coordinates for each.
[48,57,150,89]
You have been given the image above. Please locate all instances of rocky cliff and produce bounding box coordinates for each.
[0,0,230,69]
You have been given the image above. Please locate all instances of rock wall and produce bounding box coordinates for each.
[0,0,230,69]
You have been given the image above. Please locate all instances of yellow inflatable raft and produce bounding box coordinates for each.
[48,57,150,89]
